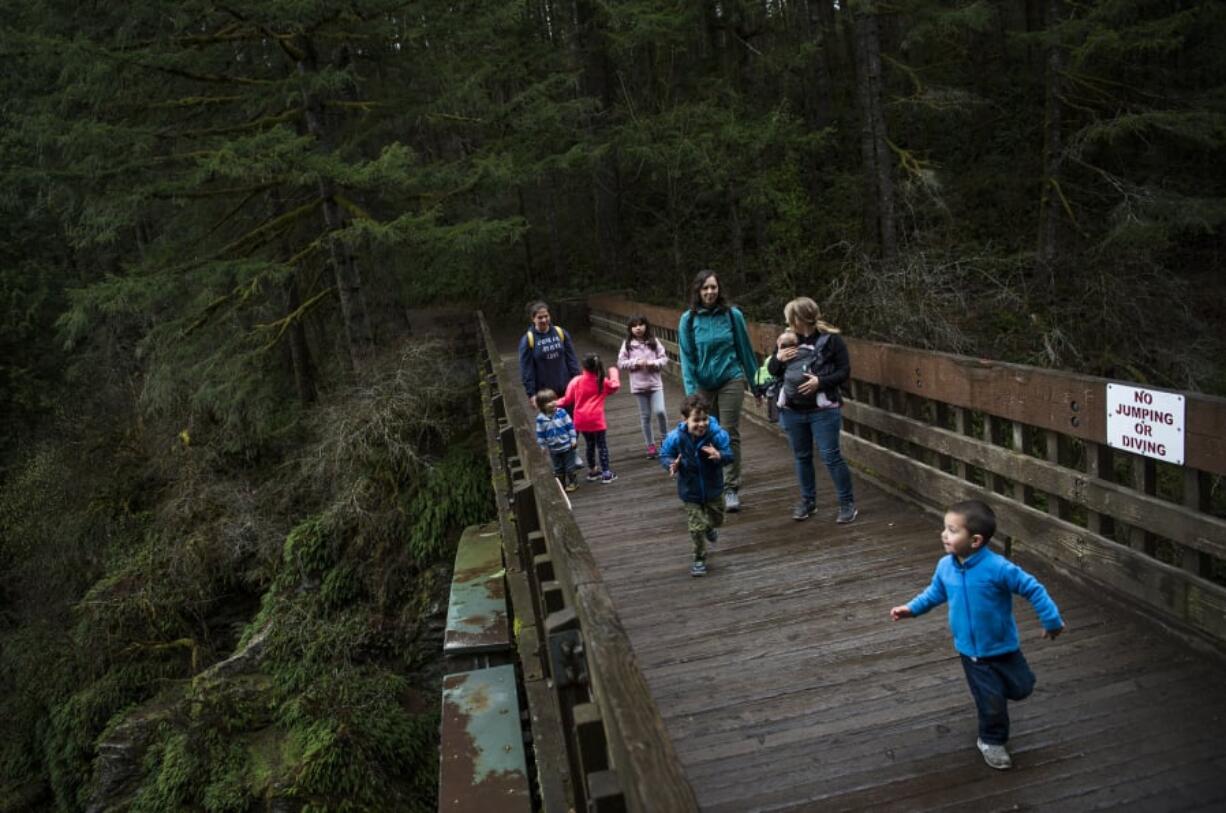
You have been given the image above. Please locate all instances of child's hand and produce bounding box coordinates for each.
[1042,625,1064,640]
[701,445,721,461]
[571,440,578,449]
[776,345,798,362]
[889,605,912,621]
[668,459,680,477]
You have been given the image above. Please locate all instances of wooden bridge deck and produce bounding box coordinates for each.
[510,335,1226,811]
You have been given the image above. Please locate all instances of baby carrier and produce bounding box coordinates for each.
[780,334,835,410]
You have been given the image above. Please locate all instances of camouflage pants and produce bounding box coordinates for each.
[685,498,725,562]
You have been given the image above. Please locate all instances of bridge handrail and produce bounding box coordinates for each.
[476,311,698,812]
[589,295,1226,652]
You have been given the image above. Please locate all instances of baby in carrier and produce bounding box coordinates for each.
[774,330,836,409]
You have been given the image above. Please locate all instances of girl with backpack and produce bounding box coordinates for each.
[557,353,622,483]
[617,315,670,459]
[766,297,858,525]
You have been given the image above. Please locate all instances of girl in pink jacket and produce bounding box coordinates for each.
[617,315,670,459]
[558,353,621,483]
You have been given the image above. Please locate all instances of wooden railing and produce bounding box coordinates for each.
[476,312,697,813]
[588,295,1226,652]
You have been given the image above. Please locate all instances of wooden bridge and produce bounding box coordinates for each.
[441,296,1226,812]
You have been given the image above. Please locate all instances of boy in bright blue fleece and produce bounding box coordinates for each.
[658,394,733,578]
[890,500,1064,771]
[534,389,579,492]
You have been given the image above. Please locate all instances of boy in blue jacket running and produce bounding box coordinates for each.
[658,394,734,578]
[890,500,1064,770]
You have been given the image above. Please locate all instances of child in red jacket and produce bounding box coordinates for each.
[558,353,621,483]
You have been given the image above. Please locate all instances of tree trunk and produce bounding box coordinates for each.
[728,182,744,281]
[296,36,374,370]
[853,1,897,260]
[799,0,835,130]
[284,275,317,404]
[1024,0,1045,68]
[543,175,565,285]
[517,185,535,290]
[574,0,621,279]
[1036,0,1066,289]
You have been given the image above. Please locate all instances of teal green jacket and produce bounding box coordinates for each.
[677,306,759,395]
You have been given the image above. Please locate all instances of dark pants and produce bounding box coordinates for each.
[582,430,610,473]
[549,448,577,478]
[960,650,1036,745]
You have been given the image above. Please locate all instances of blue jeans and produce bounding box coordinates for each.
[961,650,1036,745]
[634,390,669,447]
[779,407,854,506]
[549,447,578,478]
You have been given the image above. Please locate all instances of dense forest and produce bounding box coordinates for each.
[2,1,1223,810]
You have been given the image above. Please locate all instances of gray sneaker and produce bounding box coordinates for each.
[690,560,708,577]
[977,738,1012,770]
[723,489,741,513]
[835,503,859,524]
[792,501,816,521]
[705,527,718,545]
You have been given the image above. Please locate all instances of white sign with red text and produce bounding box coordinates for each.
[1106,383,1184,465]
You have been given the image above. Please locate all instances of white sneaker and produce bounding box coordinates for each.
[977,738,1012,770]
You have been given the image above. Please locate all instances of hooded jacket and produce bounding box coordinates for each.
[677,306,759,395]
[617,338,669,393]
[906,546,1063,659]
[658,416,734,505]
[557,368,621,432]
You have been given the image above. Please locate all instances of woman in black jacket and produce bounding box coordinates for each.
[766,297,858,524]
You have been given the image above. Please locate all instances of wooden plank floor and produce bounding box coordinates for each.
[508,335,1226,811]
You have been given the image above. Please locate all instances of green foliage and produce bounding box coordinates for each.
[405,442,498,562]
[1,328,490,810]
[2,0,1224,805]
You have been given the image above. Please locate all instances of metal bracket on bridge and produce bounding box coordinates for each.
[546,608,589,689]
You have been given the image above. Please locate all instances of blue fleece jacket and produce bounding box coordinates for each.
[677,306,759,395]
[658,417,734,505]
[907,546,1063,659]
[519,325,580,397]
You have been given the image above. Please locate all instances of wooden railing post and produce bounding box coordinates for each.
[1043,430,1069,519]
[1183,469,1209,577]
[1083,441,1115,539]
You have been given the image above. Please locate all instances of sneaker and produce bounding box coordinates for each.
[601,471,618,484]
[586,470,601,482]
[564,478,578,493]
[646,444,658,459]
[792,501,816,521]
[976,738,1012,770]
[690,560,708,577]
[704,527,718,545]
[723,489,741,513]
[836,503,859,524]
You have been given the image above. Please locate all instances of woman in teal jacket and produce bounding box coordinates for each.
[677,270,759,511]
